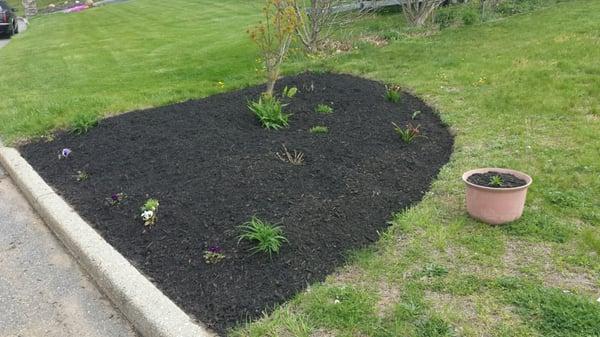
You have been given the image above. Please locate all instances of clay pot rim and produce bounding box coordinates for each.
[462,168,533,192]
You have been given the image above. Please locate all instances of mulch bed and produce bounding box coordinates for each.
[20,72,453,335]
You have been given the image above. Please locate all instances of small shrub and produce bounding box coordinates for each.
[237,216,288,256]
[385,85,402,103]
[248,95,290,130]
[392,122,421,143]
[203,246,226,264]
[276,144,305,165]
[309,125,329,134]
[315,103,333,114]
[140,198,159,226]
[70,113,98,134]
[435,7,457,28]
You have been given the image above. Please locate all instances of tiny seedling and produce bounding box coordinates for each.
[276,144,305,165]
[412,110,422,120]
[309,125,329,134]
[489,175,504,187]
[203,246,225,264]
[248,95,290,130]
[315,103,334,114]
[140,198,159,226]
[70,113,98,135]
[282,86,298,98]
[107,192,127,206]
[237,216,288,256]
[385,85,402,103]
[76,170,89,182]
[392,122,421,143]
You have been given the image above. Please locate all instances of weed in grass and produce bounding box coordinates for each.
[504,283,600,336]
[421,263,449,278]
[237,216,288,257]
[309,125,329,134]
[385,85,402,103]
[140,198,159,226]
[248,95,290,130]
[580,228,600,255]
[415,316,454,337]
[70,113,98,135]
[75,170,89,182]
[392,122,421,143]
[488,175,503,187]
[300,285,378,333]
[315,103,334,114]
[203,245,225,264]
[275,144,305,165]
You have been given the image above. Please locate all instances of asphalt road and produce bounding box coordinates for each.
[0,20,138,337]
[0,19,28,48]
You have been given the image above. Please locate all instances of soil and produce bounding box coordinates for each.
[467,171,527,188]
[20,72,453,335]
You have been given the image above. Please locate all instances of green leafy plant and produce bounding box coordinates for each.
[237,216,288,256]
[315,103,333,114]
[70,113,98,134]
[248,0,298,97]
[462,9,478,25]
[385,85,402,103]
[489,175,504,187]
[392,122,421,143]
[248,95,290,129]
[140,198,159,226]
[412,110,422,120]
[282,85,298,98]
[309,125,329,134]
[421,263,449,277]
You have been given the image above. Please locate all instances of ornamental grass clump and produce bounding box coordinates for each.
[248,95,290,129]
[385,85,402,103]
[237,216,288,257]
[392,122,421,143]
[140,198,159,226]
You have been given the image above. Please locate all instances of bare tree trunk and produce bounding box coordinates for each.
[402,0,443,27]
[22,0,37,17]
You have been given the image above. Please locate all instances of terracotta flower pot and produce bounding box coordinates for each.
[462,168,533,225]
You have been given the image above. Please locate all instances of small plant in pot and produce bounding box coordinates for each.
[462,168,533,225]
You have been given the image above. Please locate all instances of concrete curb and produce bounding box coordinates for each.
[0,146,217,337]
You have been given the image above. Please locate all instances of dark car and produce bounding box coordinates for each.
[0,0,18,38]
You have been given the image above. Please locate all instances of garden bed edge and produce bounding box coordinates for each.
[0,146,218,337]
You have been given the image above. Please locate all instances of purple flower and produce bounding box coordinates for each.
[208,245,223,254]
[111,194,119,201]
[61,148,72,158]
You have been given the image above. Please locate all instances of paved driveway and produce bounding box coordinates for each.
[0,19,28,48]
[0,20,138,337]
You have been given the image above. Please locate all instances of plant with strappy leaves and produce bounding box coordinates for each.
[392,122,421,143]
[237,216,288,256]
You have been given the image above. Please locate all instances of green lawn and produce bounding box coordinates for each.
[2,0,600,336]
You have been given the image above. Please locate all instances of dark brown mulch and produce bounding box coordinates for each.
[20,72,453,335]
[467,171,527,188]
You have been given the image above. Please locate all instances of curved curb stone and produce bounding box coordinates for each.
[0,146,217,337]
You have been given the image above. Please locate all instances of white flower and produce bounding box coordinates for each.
[141,210,154,221]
